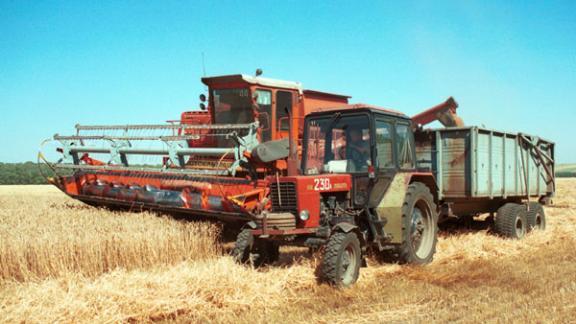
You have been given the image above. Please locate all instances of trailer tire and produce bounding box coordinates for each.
[231,229,278,267]
[319,231,361,287]
[494,203,527,239]
[526,202,546,231]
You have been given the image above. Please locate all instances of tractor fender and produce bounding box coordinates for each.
[331,222,367,267]
[408,173,438,201]
[332,223,366,246]
[373,172,437,244]
[373,172,412,244]
[332,222,358,233]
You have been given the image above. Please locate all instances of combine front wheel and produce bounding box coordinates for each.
[232,229,279,267]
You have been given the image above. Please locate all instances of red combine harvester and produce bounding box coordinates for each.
[40,73,352,221]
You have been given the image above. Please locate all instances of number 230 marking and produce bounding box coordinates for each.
[314,178,332,191]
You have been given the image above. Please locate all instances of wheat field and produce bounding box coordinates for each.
[0,180,575,323]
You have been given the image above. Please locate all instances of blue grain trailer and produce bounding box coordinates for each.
[415,126,555,235]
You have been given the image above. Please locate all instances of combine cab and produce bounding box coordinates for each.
[40,73,350,221]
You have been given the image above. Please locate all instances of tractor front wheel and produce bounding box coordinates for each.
[319,231,362,287]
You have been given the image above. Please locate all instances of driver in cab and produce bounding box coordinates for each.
[346,128,370,170]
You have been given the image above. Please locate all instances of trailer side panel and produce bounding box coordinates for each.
[416,127,554,201]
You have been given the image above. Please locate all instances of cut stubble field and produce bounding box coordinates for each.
[0,180,575,323]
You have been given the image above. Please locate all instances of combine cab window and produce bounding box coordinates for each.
[304,114,371,174]
[276,91,292,131]
[255,89,272,141]
[375,120,394,169]
[213,88,253,124]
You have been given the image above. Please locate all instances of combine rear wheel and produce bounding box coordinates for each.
[232,229,279,267]
[319,231,362,287]
[526,202,546,231]
[494,203,527,239]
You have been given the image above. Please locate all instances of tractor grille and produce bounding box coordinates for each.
[270,182,297,215]
[254,212,296,231]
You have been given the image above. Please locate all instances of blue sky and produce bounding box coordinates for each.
[1,1,575,163]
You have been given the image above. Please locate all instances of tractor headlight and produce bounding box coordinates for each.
[299,209,310,221]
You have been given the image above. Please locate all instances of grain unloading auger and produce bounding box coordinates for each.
[39,72,352,222]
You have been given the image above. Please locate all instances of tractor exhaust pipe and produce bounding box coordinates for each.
[286,95,300,176]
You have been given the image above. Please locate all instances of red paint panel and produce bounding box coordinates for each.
[280,174,352,228]
[59,171,269,211]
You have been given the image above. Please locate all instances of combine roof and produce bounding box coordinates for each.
[201,74,350,99]
[202,74,302,91]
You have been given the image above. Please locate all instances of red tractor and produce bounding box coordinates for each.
[232,102,555,287]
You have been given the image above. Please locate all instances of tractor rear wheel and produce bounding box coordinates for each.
[232,229,279,267]
[494,203,527,239]
[375,183,438,264]
[319,231,362,287]
[391,182,438,264]
[526,202,546,231]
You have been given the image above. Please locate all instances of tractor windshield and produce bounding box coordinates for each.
[212,88,253,124]
[303,114,372,174]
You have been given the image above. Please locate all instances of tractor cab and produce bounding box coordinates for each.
[235,106,438,287]
[300,107,417,209]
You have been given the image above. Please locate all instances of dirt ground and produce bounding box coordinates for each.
[0,180,575,323]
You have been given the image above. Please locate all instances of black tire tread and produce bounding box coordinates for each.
[231,229,253,264]
[396,182,438,264]
[231,229,278,267]
[495,203,526,239]
[320,232,360,287]
[526,202,546,231]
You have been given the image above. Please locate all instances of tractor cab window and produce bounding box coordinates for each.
[304,114,371,174]
[375,120,394,169]
[396,123,415,169]
[213,88,253,124]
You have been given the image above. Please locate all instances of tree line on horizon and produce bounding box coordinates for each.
[0,162,574,185]
[0,162,54,185]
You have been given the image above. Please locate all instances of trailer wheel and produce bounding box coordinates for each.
[526,202,546,231]
[319,231,361,287]
[231,229,278,267]
[494,203,527,239]
[394,182,438,264]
